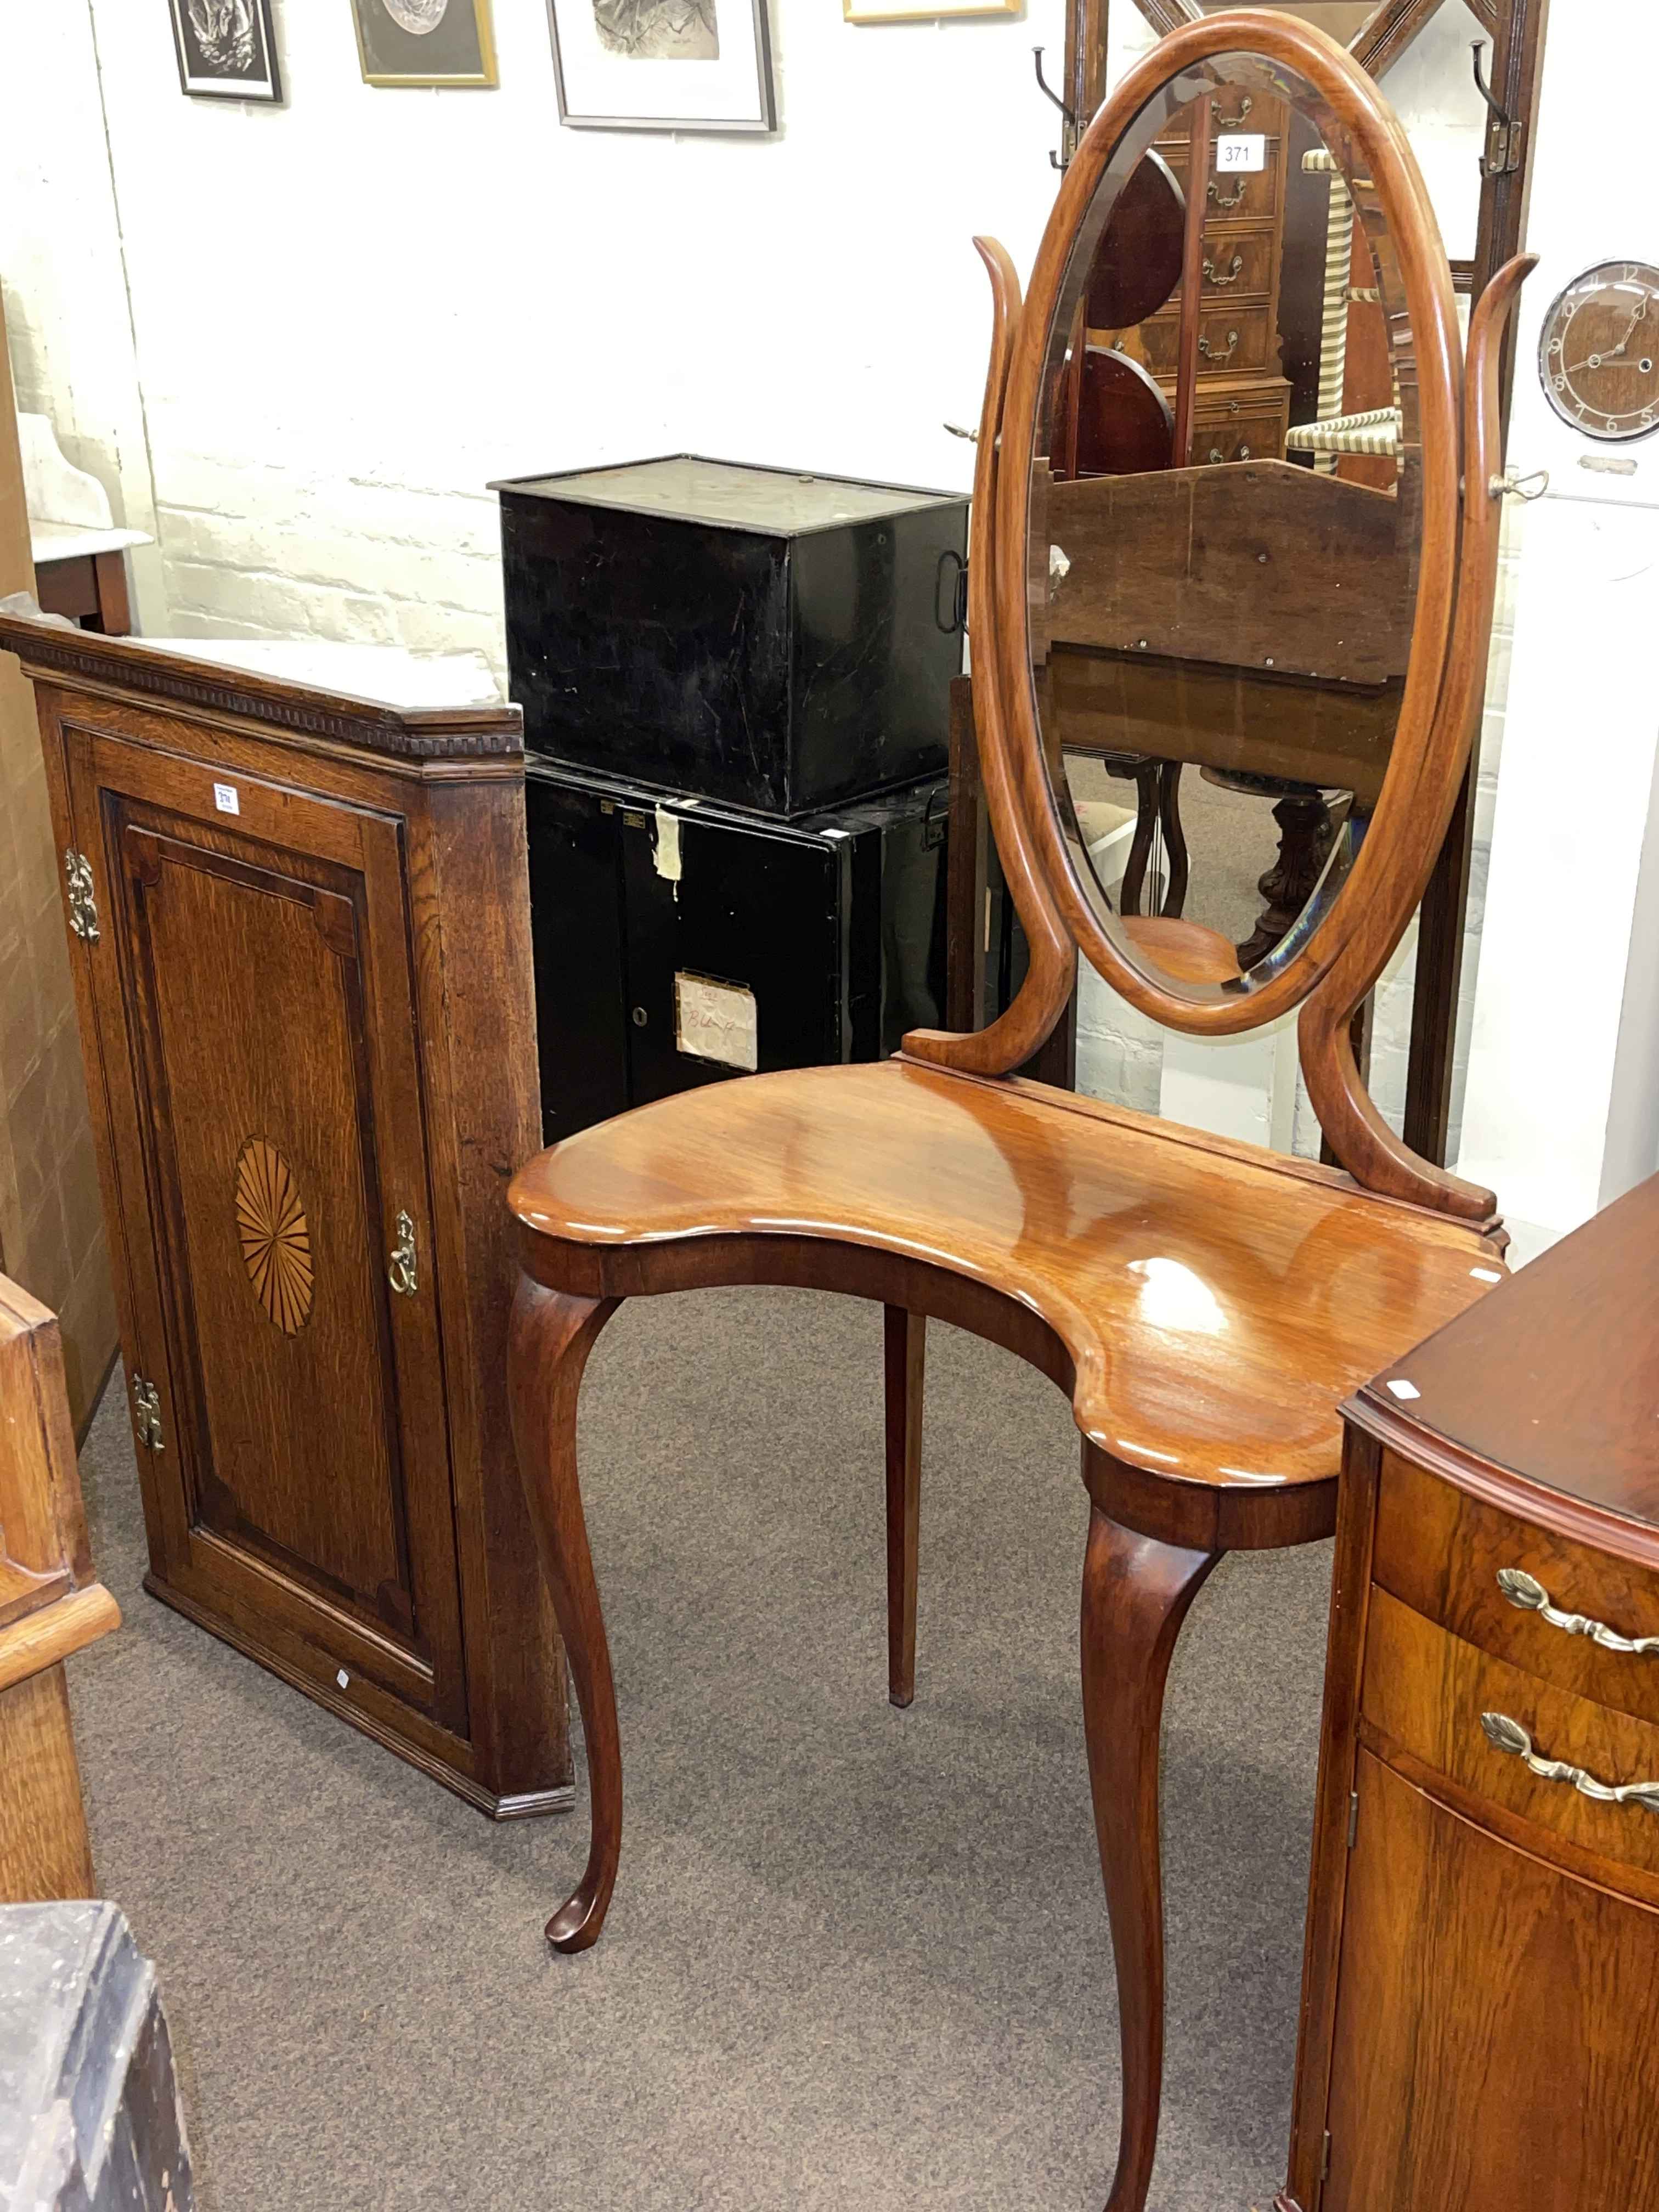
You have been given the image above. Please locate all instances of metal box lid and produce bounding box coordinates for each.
[491,454,965,538]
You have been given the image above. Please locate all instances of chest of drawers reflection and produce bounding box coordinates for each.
[1282,1173,1659,2212]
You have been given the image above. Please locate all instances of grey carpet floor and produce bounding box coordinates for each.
[67,1286,1332,2211]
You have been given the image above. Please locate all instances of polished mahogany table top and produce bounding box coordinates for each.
[511,1058,1501,1491]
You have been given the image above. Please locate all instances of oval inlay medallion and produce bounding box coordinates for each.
[234,1138,313,1334]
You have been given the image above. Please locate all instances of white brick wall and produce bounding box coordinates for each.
[1,0,1074,667]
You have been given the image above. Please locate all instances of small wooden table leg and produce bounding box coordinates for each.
[89,550,132,635]
[508,1277,623,1953]
[1080,1501,1221,2212]
[883,1305,925,1707]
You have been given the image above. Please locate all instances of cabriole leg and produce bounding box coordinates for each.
[1080,1503,1220,2212]
[508,1276,622,1954]
[883,1304,925,1707]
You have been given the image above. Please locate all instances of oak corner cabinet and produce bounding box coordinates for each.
[0,609,570,1818]
[1280,1171,1659,2212]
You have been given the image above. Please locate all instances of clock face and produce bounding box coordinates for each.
[1538,261,1659,442]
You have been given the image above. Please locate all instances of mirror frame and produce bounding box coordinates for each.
[1026,0,1549,1169]
[904,8,1534,1223]
[1001,13,1462,1036]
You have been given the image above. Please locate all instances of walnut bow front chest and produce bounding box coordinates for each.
[0,610,569,1816]
[1282,1170,1659,2212]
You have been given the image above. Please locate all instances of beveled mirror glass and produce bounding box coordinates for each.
[1028,52,1423,1001]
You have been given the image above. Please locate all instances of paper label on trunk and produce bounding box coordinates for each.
[675,973,758,1073]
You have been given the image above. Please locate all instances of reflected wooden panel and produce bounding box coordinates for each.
[511,1057,1499,1494]
[1035,66,1421,986]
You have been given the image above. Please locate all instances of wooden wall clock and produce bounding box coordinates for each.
[1538,261,1659,442]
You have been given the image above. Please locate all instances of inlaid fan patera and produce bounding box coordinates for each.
[234,1137,314,1334]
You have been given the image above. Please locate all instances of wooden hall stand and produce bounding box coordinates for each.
[508,18,1534,2209]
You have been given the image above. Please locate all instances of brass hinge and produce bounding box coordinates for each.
[64,849,99,943]
[131,1375,164,1453]
[1347,1789,1359,1847]
[387,1209,418,1297]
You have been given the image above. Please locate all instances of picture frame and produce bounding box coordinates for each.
[843,0,1018,17]
[546,0,776,133]
[167,0,284,101]
[350,0,498,88]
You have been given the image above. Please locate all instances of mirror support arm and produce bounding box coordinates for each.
[1297,253,1537,1223]
[904,240,1079,1080]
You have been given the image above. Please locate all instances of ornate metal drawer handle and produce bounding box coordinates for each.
[1497,1567,1659,1656]
[1212,95,1252,127]
[1206,443,1251,465]
[1207,177,1248,211]
[1481,1712,1659,1813]
[1203,252,1245,289]
[387,1209,419,1297]
[1198,328,1240,363]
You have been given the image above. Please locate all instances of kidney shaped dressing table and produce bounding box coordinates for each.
[508,17,1533,2209]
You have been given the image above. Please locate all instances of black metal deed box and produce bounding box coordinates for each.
[495,454,968,816]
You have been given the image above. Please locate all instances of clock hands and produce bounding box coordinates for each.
[1566,296,1649,377]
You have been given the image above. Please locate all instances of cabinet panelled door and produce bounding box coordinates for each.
[65,722,469,1746]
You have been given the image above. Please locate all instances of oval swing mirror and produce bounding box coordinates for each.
[1011,22,1462,1025]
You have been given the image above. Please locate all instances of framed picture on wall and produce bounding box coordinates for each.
[351,0,499,87]
[844,0,1019,15]
[546,0,776,133]
[167,0,284,101]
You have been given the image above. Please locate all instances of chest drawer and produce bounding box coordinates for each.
[1374,1450,1659,1730]
[1136,304,1276,381]
[1156,136,1286,228]
[1198,228,1277,301]
[1193,387,1290,466]
[1363,1588,1659,1888]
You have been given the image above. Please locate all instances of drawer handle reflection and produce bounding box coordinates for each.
[1203,251,1245,289]
[1480,1711,1659,1814]
[1497,1567,1659,1656]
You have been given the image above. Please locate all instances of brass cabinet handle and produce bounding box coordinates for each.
[387,1209,418,1297]
[64,849,100,943]
[1212,95,1252,127]
[1203,252,1245,288]
[1497,1567,1659,1657]
[1480,1711,1659,1813]
[1198,328,1240,363]
[1207,177,1248,211]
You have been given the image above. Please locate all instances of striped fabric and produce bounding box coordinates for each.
[1285,406,1404,458]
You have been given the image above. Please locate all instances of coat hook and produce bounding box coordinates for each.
[1034,46,1082,171]
[1471,42,1521,176]
[1489,465,1548,502]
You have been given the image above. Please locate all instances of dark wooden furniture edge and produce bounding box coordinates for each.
[1403,0,1551,1160]
[0,603,523,762]
[1344,1387,1659,1577]
[1280,1424,1382,2211]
